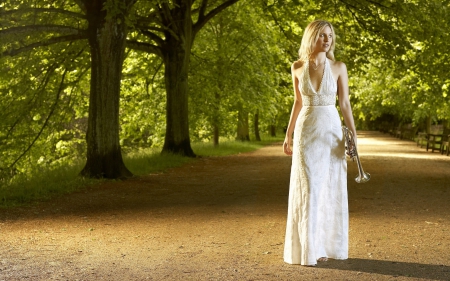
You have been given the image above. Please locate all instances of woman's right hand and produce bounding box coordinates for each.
[283,137,293,156]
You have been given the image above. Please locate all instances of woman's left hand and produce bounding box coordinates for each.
[283,138,293,156]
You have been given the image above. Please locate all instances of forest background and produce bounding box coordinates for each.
[0,0,448,194]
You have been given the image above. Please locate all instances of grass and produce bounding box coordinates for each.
[193,136,283,157]
[0,135,283,208]
[0,161,101,208]
[124,149,194,176]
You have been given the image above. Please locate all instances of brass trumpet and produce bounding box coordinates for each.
[342,126,371,183]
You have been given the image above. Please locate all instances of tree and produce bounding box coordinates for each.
[0,0,136,178]
[126,0,239,156]
[188,0,288,144]
[346,0,450,128]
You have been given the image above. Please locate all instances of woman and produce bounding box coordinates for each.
[282,20,357,266]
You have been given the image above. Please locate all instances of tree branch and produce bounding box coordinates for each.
[135,23,180,41]
[160,1,180,35]
[262,0,297,46]
[126,40,163,57]
[198,0,209,18]
[0,25,83,37]
[139,29,164,47]
[193,0,239,35]
[0,8,86,19]
[1,34,88,57]
[363,0,389,9]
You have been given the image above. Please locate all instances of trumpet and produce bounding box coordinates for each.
[342,126,371,183]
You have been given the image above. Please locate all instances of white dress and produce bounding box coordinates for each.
[284,59,348,266]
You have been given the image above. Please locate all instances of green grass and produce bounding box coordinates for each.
[124,149,194,176]
[193,136,283,157]
[1,135,283,208]
[0,161,101,208]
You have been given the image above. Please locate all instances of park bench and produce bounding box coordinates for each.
[425,125,449,153]
[440,134,450,156]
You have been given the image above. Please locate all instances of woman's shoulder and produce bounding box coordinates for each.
[329,59,348,75]
[291,60,304,72]
[329,60,347,70]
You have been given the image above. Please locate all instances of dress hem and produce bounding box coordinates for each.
[284,256,348,266]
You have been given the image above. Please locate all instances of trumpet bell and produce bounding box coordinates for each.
[342,125,371,184]
[355,172,371,183]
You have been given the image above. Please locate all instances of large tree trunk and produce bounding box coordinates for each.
[81,2,132,178]
[161,2,195,157]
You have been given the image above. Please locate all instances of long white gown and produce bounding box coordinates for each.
[284,59,348,266]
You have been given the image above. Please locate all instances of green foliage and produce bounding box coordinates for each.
[349,0,450,127]
[120,52,166,149]
[0,45,90,179]
[189,0,290,141]
[0,0,449,188]
[0,0,91,180]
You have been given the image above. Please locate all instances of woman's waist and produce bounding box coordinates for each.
[301,93,337,106]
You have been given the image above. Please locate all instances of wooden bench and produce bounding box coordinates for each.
[425,125,448,153]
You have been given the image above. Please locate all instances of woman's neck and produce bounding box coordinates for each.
[310,52,327,64]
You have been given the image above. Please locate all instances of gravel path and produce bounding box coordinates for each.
[1,131,449,280]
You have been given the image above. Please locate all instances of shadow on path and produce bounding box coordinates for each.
[318,258,450,280]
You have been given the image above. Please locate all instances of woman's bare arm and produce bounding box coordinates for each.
[336,62,357,144]
[283,62,303,155]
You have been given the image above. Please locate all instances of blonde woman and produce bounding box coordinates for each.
[282,20,357,266]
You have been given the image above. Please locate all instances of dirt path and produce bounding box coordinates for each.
[1,131,449,281]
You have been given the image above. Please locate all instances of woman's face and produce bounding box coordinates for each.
[313,26,333,53]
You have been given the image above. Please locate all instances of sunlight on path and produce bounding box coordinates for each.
[358,131,450,161]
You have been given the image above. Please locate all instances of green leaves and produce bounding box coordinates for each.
[1,0,449,181]
[188,0,289,141]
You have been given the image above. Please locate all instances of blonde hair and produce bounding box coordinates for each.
[298,20,336,62]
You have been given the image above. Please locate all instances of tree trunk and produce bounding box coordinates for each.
[269,125,276,137]
[161,2,195,157]
[237,109,250,141]
[81,2,132,179]
[213,124,219,147]
[426,115,432,134]
[212,90,221,147]
[254,110,261,141]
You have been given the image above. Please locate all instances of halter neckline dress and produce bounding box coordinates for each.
[284,59,348,266]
